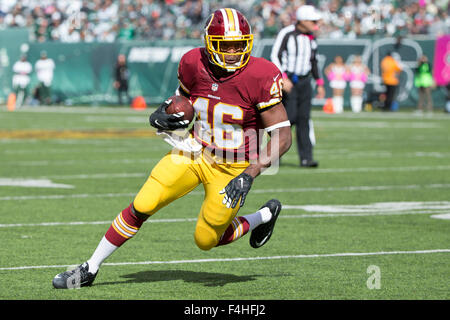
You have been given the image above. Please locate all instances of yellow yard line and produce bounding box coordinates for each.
[0,129,157,139]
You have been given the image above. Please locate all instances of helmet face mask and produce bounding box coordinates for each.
[204,8,254,72]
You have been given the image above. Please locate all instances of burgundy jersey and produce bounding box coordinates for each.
[178,48,283,161]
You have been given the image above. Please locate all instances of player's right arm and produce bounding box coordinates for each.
[149,98,189,130]
[149,49,198,131]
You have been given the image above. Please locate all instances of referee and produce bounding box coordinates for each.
[271,5,325,168]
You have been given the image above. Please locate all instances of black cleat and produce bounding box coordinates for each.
[250,199,282,248]
[300,159,319,168]
[52,262,98,289]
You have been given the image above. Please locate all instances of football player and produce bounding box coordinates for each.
[52,8,292,289]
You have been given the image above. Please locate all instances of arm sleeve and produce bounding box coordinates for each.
[177,54,194,95]
[270,33,285,72]
[176,85,190,97]
[310,41,324,85]
[270,26,293,73]
[114,65,120,81]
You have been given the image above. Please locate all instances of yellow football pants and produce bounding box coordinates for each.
[133,150,248,250]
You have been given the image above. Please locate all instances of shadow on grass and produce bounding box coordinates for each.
[98,269,260,287]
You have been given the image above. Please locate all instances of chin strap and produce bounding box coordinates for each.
[212,52,243,72]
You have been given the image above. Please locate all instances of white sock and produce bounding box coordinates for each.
[243,207,272,231]
[309,119,316,146]
[351,96,363,113]
[333,96,344,113]
[87,236,118,273]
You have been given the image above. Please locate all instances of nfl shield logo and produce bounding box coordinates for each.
[211,83,218,91]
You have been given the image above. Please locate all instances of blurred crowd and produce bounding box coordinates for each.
[315,0,450,39]
[0,0,448,42]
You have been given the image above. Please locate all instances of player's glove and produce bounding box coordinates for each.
[219,172,254,209]
[149,99,190,131]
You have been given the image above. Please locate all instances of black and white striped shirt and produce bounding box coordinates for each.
[270,24,321,80]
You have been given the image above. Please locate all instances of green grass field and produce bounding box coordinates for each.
[0,106,449,300]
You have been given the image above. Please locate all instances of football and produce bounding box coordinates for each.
[166,95,195,123]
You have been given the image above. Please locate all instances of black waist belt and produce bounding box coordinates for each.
[287,72,310,83]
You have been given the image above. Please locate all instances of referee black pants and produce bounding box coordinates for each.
[383,84,398,111]
[283,76,314,163]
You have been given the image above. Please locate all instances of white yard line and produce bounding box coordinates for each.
[37,173,148,180]
[0,211,440,228]
[250,184,450,194]
[283,151,450,160]
[282,210,450,218]
[0,218,198,228]
[0,178,74,189]
[1,158,161,166]
[5,152,450,166]
[1,147,165,155]
[283,201,450,212]
[1,200,449,228]
[0,192,136,201]
[0,249,448,271]
[5,150,449,161]
[313,120,441,129]
[4,165,450,181]
[277,165,450,175]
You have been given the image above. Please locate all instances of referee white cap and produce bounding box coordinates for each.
[296,5,321,21]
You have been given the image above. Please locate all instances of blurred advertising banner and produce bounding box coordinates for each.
[432,35,450,86]
[0,31,447,107]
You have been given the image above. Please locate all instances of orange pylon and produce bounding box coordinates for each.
[131,96,147,110]
[323,98,334,113]
[7,93,16,111]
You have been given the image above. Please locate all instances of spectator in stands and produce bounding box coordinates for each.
[262,12,280,38]
[0,0,449,41]
[35,50,55,105]
[34,17,50,42]
[117,20,135,40]
[113,53,130,106]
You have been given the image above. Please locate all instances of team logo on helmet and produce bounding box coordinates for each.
[204,8,254,71]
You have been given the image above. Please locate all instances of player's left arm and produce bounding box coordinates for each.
[244,103,292,179]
